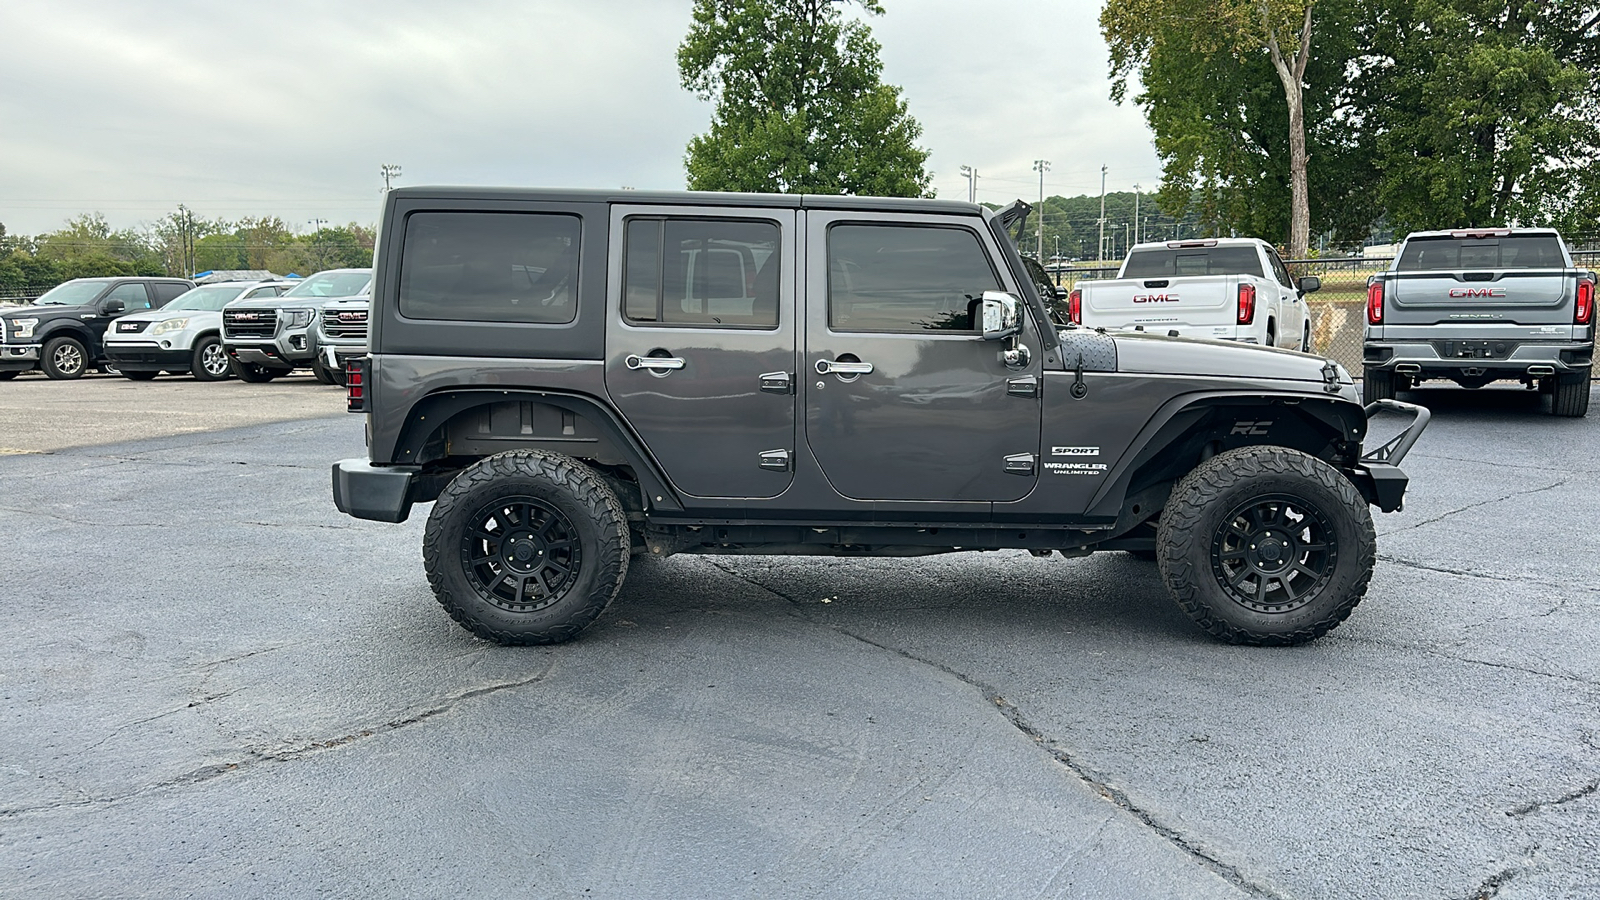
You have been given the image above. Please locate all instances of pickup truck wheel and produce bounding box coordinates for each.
[1157,446,1376,645]
[423,450,630,645]
[230,359,277,383]
[191,336,231,382]
[41,336,88,380]
[1362,367,1395,402]
[1551,368,1591,418]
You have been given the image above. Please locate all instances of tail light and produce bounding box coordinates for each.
[1067,289,1082,325]
[346,356,369,413]
[1236,283,1256,325]
[1367,280,1384,325]
[1577,277,1594,326]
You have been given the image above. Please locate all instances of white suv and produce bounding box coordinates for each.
[104,280,290,381]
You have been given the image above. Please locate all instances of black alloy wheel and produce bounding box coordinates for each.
[1210,494,1335,614]
[460,496,583,613]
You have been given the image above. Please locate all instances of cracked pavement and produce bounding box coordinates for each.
[1,381,1597,898]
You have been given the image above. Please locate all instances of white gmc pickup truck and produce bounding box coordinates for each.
[1067,238,1321,351]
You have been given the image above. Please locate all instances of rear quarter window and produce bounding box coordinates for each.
[399,212,580,324]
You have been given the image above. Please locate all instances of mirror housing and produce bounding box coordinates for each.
[1298,275,1322,294]
[980,291,1021,341]
[102,299,125,314]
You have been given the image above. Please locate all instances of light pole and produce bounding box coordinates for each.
[1032,159,1050,260]
[1052,235,1062,285]
[1132,183,1141,246]
[959,165,978,204]
[380,163,403,192]
[1097,165,1107,263]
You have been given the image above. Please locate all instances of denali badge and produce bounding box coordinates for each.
[1051,446,1100,456]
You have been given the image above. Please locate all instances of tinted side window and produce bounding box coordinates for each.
[623,218,779,328]
[1267,250,1294,287]
[828,224,1000,333]
[153,282,189,304]
[106,283,152,310]
[399,212,580,324]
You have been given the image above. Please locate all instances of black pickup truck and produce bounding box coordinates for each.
[0,277,194,379]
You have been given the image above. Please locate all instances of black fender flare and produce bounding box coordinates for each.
[390,387,684,513]
[35,322,100,357]
[1086,390,1367,521]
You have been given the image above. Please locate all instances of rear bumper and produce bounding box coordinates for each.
[332,459,417,523]
[1363,339,1593,376]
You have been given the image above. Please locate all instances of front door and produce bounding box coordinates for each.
[605,205,797,499]
[803,211,1043,502]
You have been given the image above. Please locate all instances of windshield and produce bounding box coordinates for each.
[1122,247,1264,278]
[1397,236,1565,271]
[281,271,371,298]
[31,281,107,306]
[164,284,248,312]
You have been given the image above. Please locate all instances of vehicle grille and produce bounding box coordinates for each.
[115,320,150,334]
[322,309,369,340]
[223,309,277,339]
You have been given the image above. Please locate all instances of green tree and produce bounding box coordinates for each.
[678,0,932,197]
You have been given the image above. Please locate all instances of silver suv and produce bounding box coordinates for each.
[221,268,371,382]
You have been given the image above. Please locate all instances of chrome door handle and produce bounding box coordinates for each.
[815,359,874,376]
[625,354,685,372]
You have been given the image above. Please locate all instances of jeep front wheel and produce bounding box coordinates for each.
[423,450,630,645]
[1157,446,1376,645]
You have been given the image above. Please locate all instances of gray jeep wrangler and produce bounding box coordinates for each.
[332,187,1429,647]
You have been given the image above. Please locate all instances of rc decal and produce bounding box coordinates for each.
[1230,420,1273,436]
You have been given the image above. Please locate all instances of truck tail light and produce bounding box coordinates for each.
[1068,289,1082,324]
[346,357,369,413]
[1577,277,1594,326]
[1236,283,1255,325]
[1367,281,1384,325]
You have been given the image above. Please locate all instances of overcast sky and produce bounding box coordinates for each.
[0,0,1160,236]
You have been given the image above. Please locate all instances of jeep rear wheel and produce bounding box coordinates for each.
[1551,368,1591,418]
[423,450,630,645]
[41,336,88,380]
[1362,366,1394,402]
[1157,446,1376,645]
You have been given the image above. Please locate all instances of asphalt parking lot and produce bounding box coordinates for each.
[1,379,1596,899]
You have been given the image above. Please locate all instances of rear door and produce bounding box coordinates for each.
[802,210,1042,502]
[605,205,797,499]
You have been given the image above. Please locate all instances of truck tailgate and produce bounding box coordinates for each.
[1389,271,1573,326]
[1082,274,1236,328]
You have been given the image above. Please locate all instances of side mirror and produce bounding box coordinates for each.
[980,291,1021,341]
[1298,275,1322,294]
[102,299,125,314]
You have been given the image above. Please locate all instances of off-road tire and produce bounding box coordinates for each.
[1363,366,1395,402]
[423,450,630,645]
[191,336,231,382]
[41,336,88,380]
[1551,368,1591,418]
[1157,445,1376,645]
[230,359,277,383]
[122,370,158,381]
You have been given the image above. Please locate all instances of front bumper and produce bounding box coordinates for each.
[226,334,315,368]
[104,344,190,371]
[321,341,367,368]
[0,344,41,370]
[332,459,419,523]
[1346,399,1430,513]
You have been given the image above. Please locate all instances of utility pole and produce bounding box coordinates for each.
[380,163,403,192]
[1132,183,1141,246]
[1052,235,1061,285]
[177,204,196,277]
[959,165,978,204]
[1032,159,1050,260]
[1097,165,1107,264]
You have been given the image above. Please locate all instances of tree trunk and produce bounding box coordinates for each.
[1263,3,1315,258]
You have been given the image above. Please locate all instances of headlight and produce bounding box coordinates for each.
[150,317,190,335]
[283,309,315,328]
[11,318,38,339]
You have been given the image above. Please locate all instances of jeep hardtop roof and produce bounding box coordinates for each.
[386,186,984,216]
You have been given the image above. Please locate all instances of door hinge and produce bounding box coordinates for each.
[1003,453,1037,476]
[759,371,793,394]
[1006,374,1039,398]
[759,449,791,471]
